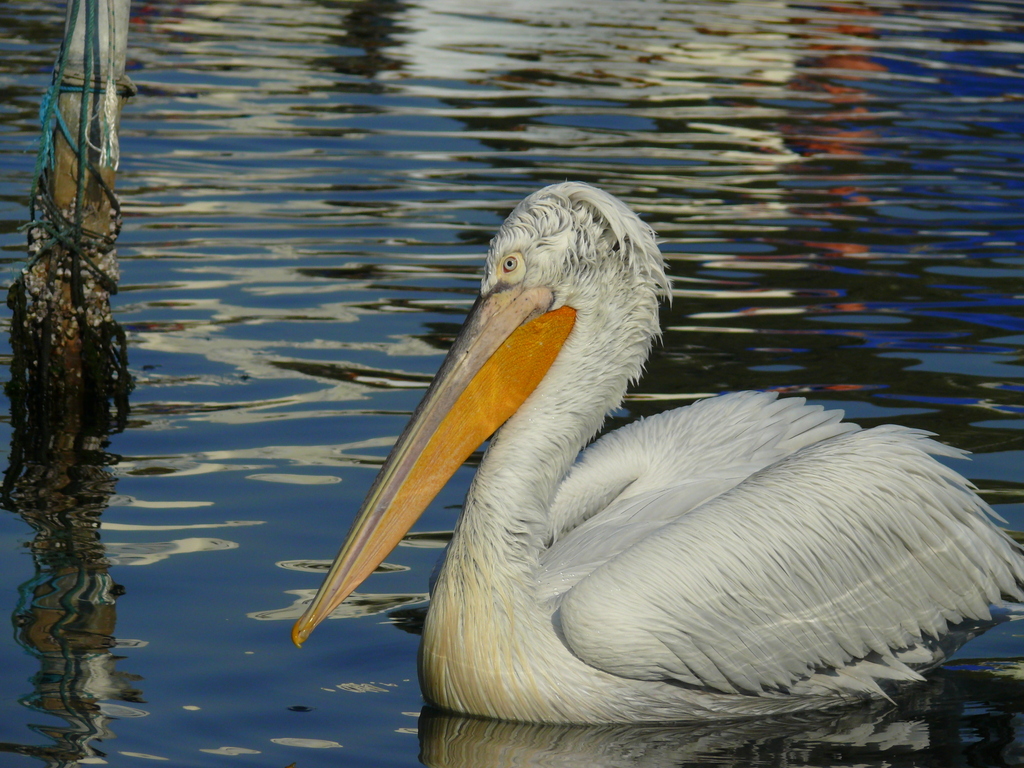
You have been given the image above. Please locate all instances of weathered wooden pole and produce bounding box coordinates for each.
[9,0,133,443]
[52,0,131,226]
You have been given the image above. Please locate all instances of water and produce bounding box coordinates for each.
[1,0,1023,765]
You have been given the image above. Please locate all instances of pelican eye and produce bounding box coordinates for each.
[502,254,520,274]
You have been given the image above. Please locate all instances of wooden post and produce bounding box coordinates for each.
[10,0,133,435]
[2,5,136,760]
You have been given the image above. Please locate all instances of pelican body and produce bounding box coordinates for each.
[294,183,1024,723]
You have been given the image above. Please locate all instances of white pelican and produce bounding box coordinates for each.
[292,182,1024,724]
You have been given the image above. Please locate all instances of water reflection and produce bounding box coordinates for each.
[1,428,141,766]
[418,669,1024,767]
[10,566,141,766]
[109,0,1024,449]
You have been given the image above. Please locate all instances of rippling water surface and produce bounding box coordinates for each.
[1,0,1023,765]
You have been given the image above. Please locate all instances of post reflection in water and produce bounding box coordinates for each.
[1,352,141,765]
[5,466,144,765]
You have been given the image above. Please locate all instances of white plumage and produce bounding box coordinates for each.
[295,182,1024,724]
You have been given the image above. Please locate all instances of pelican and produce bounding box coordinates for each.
[292,182,1024,724]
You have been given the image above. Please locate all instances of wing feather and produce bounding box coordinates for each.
[557,426,1024,697]
[537,392,858,600]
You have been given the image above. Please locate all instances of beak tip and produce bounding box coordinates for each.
[291,622,310,648]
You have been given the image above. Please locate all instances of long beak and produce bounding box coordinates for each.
[292,284,576,646]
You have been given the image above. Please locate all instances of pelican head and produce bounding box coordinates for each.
[292,182,670,645]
